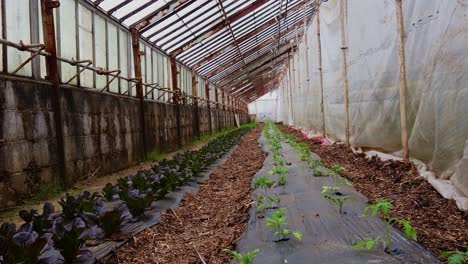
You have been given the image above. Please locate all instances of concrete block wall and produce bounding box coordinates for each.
[0,76,250,208]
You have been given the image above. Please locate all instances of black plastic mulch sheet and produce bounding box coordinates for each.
[92,145,239,260]
[235,135,440,264]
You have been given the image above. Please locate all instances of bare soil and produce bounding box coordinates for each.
[278,125,468,257]
[102,126,266,264]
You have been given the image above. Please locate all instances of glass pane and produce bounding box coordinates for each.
[6,0,31,76]
[78,4,93,88]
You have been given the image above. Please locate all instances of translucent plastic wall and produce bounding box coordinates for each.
[276,0,468,195]
[0,0,207,102]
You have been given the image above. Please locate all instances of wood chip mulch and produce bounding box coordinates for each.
[278,125,467,258]
[102,126,266,264]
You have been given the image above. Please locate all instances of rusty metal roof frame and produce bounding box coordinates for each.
[86,0,316,102]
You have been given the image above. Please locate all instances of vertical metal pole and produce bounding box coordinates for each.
[396,0,409,160]
[170,55,182,147]
[340,0,350,144]
[191,69,200,139]
[41,0,66,187]
[316,0,326,136]
[131,29,147,159]
[205,78,212,134]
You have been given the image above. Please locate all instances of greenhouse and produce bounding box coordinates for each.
[0,0,466,263]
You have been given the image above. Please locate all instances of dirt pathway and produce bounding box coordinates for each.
[278,125,467,257]
[103,126,266,263]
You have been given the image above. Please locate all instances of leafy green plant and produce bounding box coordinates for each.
[269,166,288,186]
[357,199,417,255]
[322,193,349,214]
[321,186,340,194]
[254,176,274,190]
[266,208,302,242]
[439,248,468,264]
[254,176,279,210]
[308,160,326,176]
[353,236,383,250]
[338,177,353,187]
[331,164,346,174]
[223,248,261,264]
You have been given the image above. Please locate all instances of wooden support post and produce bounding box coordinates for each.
[340,0,350,144]
[170,55,182,147]
[131,29,147,160]
[205,78,212,133]
[191,70,200,139]
[215,87,221,131]
[316,0,326,137]
[41,0,66,186]
[303,0,311,91]
[287,52,294,124]
[221,89,225,128]
[395,0,409,160]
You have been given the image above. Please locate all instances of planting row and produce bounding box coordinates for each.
[0,123,257,264]
[284,126,468,263]
[228,122,424,263]
[225,122,302,262]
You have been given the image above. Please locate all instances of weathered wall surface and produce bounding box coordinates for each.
[0,76,249,208]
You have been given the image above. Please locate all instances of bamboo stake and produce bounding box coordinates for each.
[340,0,350,144]
[316,0,326,136]
[395,0,409,160]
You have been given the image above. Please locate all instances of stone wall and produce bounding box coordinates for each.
[0,76,250,208]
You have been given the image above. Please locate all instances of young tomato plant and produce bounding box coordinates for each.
[322,193,349,214]
[269,166,288,186]
[266,208,302,242]
[321,186,340,194]
[353,236,383,250]
[223,248,261,264]
[254,176,279,210]
[331,164,346,174]
[357,199,417,255]
[439,248,468,264]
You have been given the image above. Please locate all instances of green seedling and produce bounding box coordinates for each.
[254,176,279,210]
[353,236,383,250]
[439,248,468,264]
[358,199,417,255]
[308,160,326,176]
[254,176,274,190]
[223,249,261,264]
[266,208,302,242]
[321,186,340,194]
[331,164,346,174]
[269,166,288,186]
[338,177,353,187]
[322,193,349,214]
[365,199,395,252]
[256,194,280,211]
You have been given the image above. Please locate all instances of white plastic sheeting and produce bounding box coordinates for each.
[275,0,468,196]
[248,91,278,122]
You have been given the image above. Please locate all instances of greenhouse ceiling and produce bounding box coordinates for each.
[87,0,315,102]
